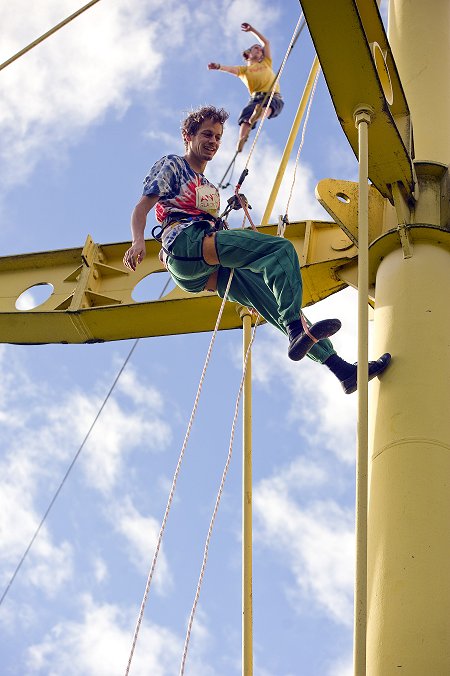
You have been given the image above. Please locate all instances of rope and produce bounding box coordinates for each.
[0,276,172,608]
[218,17,305,191]
[179,315,260,675]
[126,20,308,667]
[0,0,102,72]
[283,64,321,224]
[218,150,238,190]
[124,270,235,676]
[243,13,305,172]
[178,29,321,675]
[248,18,306,121]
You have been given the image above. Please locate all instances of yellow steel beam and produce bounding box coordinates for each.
[299,0,415,201]
[0,222,356,344]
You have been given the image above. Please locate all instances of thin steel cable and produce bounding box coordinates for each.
[243,13,305,172]
[125,270,235,676]
[179,315,260,675]
[0,275,172,608]
[0,0,102,72]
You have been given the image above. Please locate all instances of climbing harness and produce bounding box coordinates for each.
[152,190,252,261]
[217,16,306,190]
[126,15,316,676]
[242,17,306,130]
[243,13,306,174]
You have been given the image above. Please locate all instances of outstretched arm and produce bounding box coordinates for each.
[241,22,272,60]
[208,62,240,76]
[123,194,159,271]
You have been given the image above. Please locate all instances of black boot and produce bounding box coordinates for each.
[287,318,341,361]
[325,353,392,394]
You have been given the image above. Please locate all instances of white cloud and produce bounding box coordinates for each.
[0,0,164,188]
[64,370,171,494]
[92,555,108,584]
[109,496,173,596]
[25,594,217,676]
[0,0,281,192]
[209,125,327,228]
[328,654,353,676]
[246,287,383,465]
[255,466,355,626]
[25,594,181,676]
[0,348,171,601]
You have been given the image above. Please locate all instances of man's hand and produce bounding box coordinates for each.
[241,22,252,32]
[207,62,220,70]
[123,240,146,271]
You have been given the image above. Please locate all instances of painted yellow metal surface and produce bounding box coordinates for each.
[368,240,450,674]
[299,0,415,201]
[0,222,356,344]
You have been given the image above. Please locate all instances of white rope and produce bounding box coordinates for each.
[124,270,235,676]
[243,13,305,171]
[179,315,260,675]
[126,20,310,671]
[283,63,322,225]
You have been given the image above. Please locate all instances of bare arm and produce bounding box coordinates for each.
[123,194,159,271]
[241,22,272,60]
[208,62,240,76]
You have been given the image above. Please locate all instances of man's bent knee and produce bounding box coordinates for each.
[203,232,220,265]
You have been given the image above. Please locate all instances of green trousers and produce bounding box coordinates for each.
[166,223,335,363]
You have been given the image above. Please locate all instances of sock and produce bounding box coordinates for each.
[286,319,303,340]
[324,354,355,380]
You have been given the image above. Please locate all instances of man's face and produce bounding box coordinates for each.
[186,119,223,163]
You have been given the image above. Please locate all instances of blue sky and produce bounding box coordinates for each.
[0,1,388,674]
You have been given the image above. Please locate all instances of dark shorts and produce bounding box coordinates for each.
[238,92,284,126]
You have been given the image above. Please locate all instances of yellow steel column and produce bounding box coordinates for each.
[260,56,320,225]
[388,0,450,164]
[353,107,372,676]
[240,307,253,676]
[367,1,450,673]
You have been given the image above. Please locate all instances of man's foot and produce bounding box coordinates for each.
[287,318,341,361]
[340,353,392,394]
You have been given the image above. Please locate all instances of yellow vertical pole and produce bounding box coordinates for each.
[240,307,253,676]
[260,55,320,225]
[366,1,450,673]
[353,107,372,676]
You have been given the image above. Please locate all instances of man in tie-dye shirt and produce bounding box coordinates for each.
[123,105,391,391]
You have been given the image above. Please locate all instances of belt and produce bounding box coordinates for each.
[151,214,217,243]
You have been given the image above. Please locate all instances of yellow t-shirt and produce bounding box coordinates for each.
[237,56,280,96]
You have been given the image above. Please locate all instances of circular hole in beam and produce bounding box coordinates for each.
[132,271,173,302]
[16,282,54,310]
[336,192,351,204]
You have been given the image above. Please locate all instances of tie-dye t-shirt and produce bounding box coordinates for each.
[142,154,220,248]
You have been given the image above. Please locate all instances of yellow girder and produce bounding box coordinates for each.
[299,0,415,201]
[0,222,356,344]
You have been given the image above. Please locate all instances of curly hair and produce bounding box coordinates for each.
[181,105,229,149]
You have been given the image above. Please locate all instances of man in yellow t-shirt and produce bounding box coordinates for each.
[208,22,284,152]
